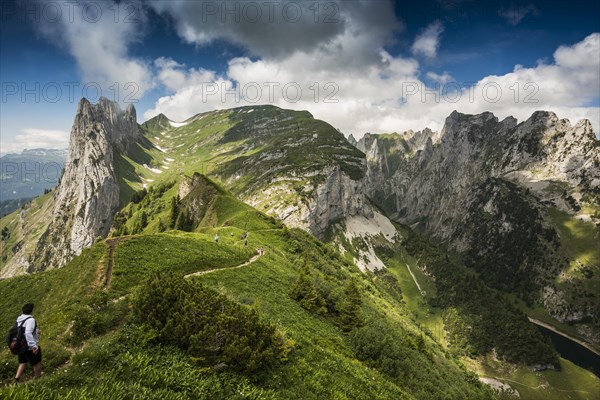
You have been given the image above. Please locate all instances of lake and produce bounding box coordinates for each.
[534,324,600,377]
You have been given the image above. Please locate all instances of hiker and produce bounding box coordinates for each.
[214,234,219,243]
[14,303,42,381]
[244,239,248,247]
[241,231,248,240]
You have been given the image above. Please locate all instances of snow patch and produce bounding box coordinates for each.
[144,164,163,174]
[165,157,175,162]
[169,120,188,127]
[155,145,168,152]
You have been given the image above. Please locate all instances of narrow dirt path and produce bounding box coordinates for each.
[104,241,116,289]
[103,236,131,289]
[185,253,263,278]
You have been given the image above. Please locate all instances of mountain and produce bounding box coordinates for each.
[353,110,600,346]
[0,167,498,399]
[0,148,66,202]
[141,106,369,237]
[0,98,598,398]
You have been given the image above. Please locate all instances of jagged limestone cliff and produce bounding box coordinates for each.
[353,110,600,342]
[33,97,143,270]
[0,98,144,275]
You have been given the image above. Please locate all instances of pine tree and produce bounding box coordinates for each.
[140,211,148,229]
[337,280,363,333]
[1,226,9,241]
[175,209,193,232]
[170,195,180,228]
[290,264,327,314]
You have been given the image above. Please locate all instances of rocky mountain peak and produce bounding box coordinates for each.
[29,97,143,271]
[347,133,358,147]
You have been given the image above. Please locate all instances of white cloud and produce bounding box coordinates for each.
[498,4,538,26]
[1,128,69,154]
[31,0,153,101]
[411,21,444,59]
[426,71,453,84]
[146,31,600,138]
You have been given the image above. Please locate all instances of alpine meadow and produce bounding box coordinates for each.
[0,1,599,399]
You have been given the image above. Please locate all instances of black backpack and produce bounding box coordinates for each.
[6,317,31,355]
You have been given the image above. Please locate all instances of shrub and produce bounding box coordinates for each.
[290,263,327,315]
[69,290,129,345]
[132,272,294,374]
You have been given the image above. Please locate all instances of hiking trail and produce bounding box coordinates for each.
[185,253,263,278]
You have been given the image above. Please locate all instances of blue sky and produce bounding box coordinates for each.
[1,0,599,154]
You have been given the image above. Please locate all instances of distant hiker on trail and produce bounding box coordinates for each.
[214,234,219,243]
[13,303,42,381]
[241,231,248,240]
[244,239,248,247]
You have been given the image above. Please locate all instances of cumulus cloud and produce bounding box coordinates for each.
[29,0,153,101]
[146,30,600,137]
[1,128,69,154]
[498,3,538,26]
[411,21,444,59]
[426,71,453,84]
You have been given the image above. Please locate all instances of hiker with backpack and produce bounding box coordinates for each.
[8,303,42,381]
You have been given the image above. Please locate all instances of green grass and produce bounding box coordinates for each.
[2,104,597,398]
[467,355,600,400]
[111,232,255,294]
[548,208,600,272]
[385,258,445,343]
[0,176,496,399]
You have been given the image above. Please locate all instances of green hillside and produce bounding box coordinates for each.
[0,178,495,399]
[1,104,598,399]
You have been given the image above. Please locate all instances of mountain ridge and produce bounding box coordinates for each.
[1,98,598,398]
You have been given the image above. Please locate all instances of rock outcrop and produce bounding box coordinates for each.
[352,110,600,334]
[32,97,142,271]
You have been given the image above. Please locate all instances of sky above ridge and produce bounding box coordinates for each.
[1,0,599,154]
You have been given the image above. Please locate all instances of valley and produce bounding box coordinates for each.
[0,99,598,399]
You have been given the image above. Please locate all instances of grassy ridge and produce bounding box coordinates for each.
[0,176,494,399]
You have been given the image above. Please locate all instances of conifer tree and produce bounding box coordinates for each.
[291,263,327,314]
[338,279,363,332]
[170,195,180,228]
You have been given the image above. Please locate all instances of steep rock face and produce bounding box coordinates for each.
[357,110,599,237]
[246,163,372,237]
[353,110,600,330]
[32,97,142,271]
[177,172,223,227]
[245,165,373,238]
